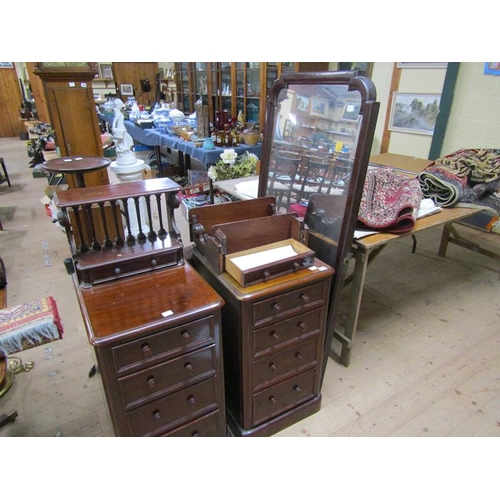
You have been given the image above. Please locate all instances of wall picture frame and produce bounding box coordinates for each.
[296,95,310,112]
[396,62,448,69]
[100,64,113,80]
[338,62,373,78]
[341,101,361,122]
[484,62,500,75]
[120,83,134,96]
[389,92,441,135]
[309,97,328,118]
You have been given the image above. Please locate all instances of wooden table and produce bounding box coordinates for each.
[43,156,110,188]
[331,205,483,367]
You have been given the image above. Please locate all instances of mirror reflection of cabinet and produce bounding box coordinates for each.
[257,71,379,380]
[174,62,329,129]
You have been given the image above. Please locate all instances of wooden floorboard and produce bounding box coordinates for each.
[1,136,499,439]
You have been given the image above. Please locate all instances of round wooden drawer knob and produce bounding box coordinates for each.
[147,376,156,389]
[141,343,152,357]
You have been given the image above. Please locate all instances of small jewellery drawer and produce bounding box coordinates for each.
[253,337,318,390]
[252,369,316,426]
[162,410,224,437]
[253,309,321,355]
[118,345,216,409]
[80,247,184,286]
[112,316,214,374]
[252,282,325,328]
[126,377,218,436]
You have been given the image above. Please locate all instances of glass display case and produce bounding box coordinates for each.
[174,62,329,132]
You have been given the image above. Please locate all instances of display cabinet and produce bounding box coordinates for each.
[33,62,109,188]
[174,62,329,131]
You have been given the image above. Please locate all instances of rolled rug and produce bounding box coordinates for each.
[357,167,422,233]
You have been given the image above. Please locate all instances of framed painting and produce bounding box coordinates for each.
[309,97,328,118]
[100,64,113,80]
[389,92,441,135]
[120,84,134,96]
[338,62,373,78]
[484,62,500,75]
[341,101,361,122]
[397,62,448,69]
[296,95,309,112]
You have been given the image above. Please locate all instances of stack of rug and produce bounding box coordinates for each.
[357,167,422,233]
[417,148,500,214]
[0,296,63,355]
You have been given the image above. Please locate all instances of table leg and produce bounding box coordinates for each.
[330,244,387,367]
[178,152,186,178]
[439,223,451,256]
[330,247,369,366]
[154,146,162,177]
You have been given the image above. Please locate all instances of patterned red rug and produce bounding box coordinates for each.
[357,167,422,233]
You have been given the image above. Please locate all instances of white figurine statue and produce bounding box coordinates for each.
[112,98,136,165]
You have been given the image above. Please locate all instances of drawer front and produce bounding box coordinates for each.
[253,337,319,390]
[252,369,316,426]
[112,316,214,374]
[119,345,216,409]
[126,377,218,436]
[162,410,224,437]
[252,281,326,328]
[253,309,321,355]
[81,248,184,286]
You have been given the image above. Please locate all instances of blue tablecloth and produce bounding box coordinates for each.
[99,114,262,167]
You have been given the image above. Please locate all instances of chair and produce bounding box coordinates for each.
[291,157,332,201]
[268,152,301,209]
[0,158,11,188]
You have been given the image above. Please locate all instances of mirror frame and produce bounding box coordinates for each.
[257,70,380,380]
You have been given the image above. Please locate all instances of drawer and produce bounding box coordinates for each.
[252,281,326,328]
[162,410,225,437]
[112,316,214,374]
[126,377,218,436]
[253,309,321,355]
[252,369,316,426]
[80,247,184,286]
[253,337,318,390]
[118,345,216,409]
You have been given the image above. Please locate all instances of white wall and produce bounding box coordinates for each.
[369,62,500,159]
[370,63,447,158]
[441,62,500,154]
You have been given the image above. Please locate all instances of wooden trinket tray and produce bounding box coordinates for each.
[225,238,315,287]
[189,197,312,285]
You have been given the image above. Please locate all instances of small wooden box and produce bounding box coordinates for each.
[189,197,313,285]
[225,238,315,287]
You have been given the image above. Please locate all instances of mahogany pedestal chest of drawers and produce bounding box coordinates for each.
[74,261,226,437]
[190,248,333,437]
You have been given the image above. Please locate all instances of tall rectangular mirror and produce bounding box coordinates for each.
[258,71,379,379]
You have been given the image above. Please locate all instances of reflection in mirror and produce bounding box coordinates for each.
[258,71,379,378]
[267,84,361,215]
